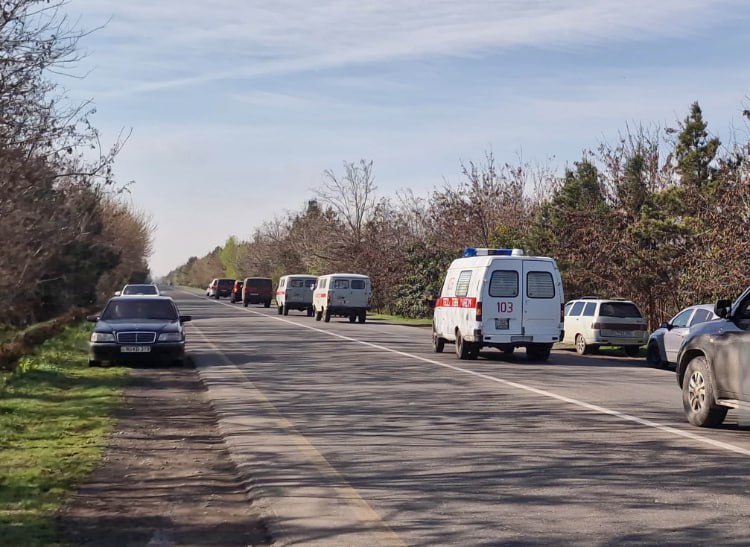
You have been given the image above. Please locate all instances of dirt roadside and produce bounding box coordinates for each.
[57,364,271,547]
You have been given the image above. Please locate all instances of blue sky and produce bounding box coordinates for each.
[60,0,750,275]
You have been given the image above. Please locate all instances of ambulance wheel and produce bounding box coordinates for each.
[501,346,514,355]
[264,300,271,308]
[307,307,314,317]
[456,332,477,360]
[315,309,322,321]
[324,309,331,322]
[283,306,289,316]
[277,305,283,315]
[349,315,356,323]
[527,343,552,362]
[357,311,366,324]
[243,300,249,308]
[433,333,445,353]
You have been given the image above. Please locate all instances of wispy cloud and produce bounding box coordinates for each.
[70,0,745,94]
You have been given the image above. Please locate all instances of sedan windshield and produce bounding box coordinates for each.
[102,300,178,320]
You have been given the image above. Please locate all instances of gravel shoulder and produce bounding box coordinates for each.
[57,364,270,546]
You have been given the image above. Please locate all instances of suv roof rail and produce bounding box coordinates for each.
[579,295,599,300]
[610,297,630,301]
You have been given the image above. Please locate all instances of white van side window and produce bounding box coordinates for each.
[455,270,472,297]
[351,280,365,290]
[280,279,286,288]
[333,279,349,289]
[527,271,555,298]
[489,270,518,297]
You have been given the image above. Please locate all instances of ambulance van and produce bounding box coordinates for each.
[432,248,564,361]
[276,274,318,316]
[313,273,372,323]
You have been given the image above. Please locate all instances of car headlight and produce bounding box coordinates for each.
[91,332,115,342]
[158,332,183,342]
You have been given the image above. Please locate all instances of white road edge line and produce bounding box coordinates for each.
[184,289,750,458]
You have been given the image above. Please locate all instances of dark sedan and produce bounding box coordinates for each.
[676,286,750,427]
[88,296,191,366]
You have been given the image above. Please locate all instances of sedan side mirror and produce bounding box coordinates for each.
[715,299,732,318]
[179,315,192,323]
[114,291,121,296]
[86,315,100,322]
[659,322,670,330]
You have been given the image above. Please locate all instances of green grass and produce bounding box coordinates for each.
[555,343,646,358]
[369,313,433,326]
[0,323,128,546]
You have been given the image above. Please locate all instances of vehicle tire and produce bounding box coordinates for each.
[646,342,664,367]
[575,334,589,355]
[682,355,728,427]
[502,347,515,355]
[358,311,366,324]
[624,345,641,357]
[215,294,220,300]
[243,300,249,308]
[324,309,331,322]
[264,300,271,308]
[349,315,356,323]
[527,343,552,362]
[315,309,322,321]
[277,305,283,315]
[173,358,185,367]
[88,359,101,367]
[432,331,445,353]
[455,331,477,360]
[283,306,289,316]
[307,307,314,317]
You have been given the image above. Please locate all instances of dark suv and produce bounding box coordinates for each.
[243,277,272,308]
[676,287,750,427]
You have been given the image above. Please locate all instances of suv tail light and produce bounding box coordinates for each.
[475,301,483,322]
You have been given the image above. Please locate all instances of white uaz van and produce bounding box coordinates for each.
[313,273,372,323]
[276,274,318,316]
[432,248,564,361]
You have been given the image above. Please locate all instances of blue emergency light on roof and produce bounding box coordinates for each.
[463,247,525,257]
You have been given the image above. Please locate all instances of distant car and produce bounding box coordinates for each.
[230,280,244,303]
[242,277,272,308]
[646,304,718,368]
[87,296,191,367]
[676,288,750,427]
[207,278,235,299]
[116,283,160,296]
[563,297,648,356]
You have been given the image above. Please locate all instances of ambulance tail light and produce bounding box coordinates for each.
[475,301,483,322]
[327,291,331,304]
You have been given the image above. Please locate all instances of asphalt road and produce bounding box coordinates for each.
[165,286,750,546]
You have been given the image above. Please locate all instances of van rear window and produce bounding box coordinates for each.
[489,270,518,297]
[527,272,554,299]
[333,279,349,289]
[599,302,642,318]
[289,280,304,288]
[246,278,272,288]
[351,280,366,290]
[305,280,316,289]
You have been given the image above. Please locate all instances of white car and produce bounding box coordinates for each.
[116,284,160,296]
[563,297,648,356]
[646,303,718,368]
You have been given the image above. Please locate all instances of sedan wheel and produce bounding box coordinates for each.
[646,342,664,367]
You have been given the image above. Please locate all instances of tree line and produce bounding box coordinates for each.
[167,103,750,329]
[0,1,153,326]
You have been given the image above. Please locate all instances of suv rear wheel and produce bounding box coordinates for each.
[624,345,641,357]
[683,355,728,427]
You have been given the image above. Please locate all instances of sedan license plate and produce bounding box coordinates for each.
[495,318,509,330]
[121,345,151,353]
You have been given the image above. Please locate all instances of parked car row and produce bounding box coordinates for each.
[206,277,273,307]
[209,273,373,324]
